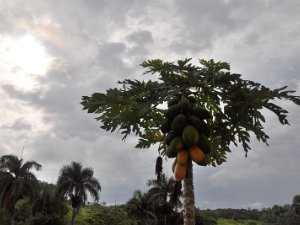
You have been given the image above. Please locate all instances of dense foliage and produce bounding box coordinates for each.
[1,187,299,225]
[0,155,41,225]
[81,58,300,225]
[81,58,300,165]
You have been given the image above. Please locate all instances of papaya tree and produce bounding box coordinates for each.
[81,58,300,225]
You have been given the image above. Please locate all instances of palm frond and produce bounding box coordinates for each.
[56,161,101,209]
[21,161,42,172]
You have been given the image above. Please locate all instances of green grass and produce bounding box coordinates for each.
[217,218,264,225]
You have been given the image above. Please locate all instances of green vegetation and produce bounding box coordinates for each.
[217,218,262,225]
[0,153,300,224]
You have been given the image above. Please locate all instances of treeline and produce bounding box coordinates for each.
[200,204,300,225]
[1,154,300,225]
[0,154,100,225]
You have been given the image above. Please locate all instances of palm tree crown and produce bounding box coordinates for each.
[127,190,157,225]
[147,174,177,207]
[57,161,101,225]
[57,161,101,205]
[147,174,182,225]
[0,154,41,225]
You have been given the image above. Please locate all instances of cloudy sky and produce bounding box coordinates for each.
[1,0,300,209]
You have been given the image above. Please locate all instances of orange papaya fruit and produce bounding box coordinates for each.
[174,163,186,181]
[176,150,188,165]
[189,145,205,163]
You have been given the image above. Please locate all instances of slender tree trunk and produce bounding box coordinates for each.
[164,193,167,225]
[10,207,15,225]
[183,159,195,225]
[71,207,77,225]
[9,204,15,225]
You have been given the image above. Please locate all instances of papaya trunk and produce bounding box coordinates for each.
[183,159,195,225]
[71,207,77,225]
[10,210,15,225]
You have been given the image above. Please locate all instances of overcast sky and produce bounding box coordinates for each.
[1,0,300,210]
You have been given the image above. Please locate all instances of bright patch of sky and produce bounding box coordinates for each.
[0,35,53,91]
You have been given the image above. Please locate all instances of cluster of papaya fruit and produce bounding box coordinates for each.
[161,93,212,181]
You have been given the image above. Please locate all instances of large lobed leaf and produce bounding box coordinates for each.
[81,58,300,166]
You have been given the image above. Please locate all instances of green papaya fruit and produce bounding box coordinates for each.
[182,125,199,146]
[170,137,185,152]
[166,104,181,120]
[171,114,188,134]
[197,133,212,154]
[164,131,176,146]
[191,107,211,120]
[160,119,172,133]
[188,96,197,103]
[187,115,210,137]
[180,96,191,114]
[166,146,177,158]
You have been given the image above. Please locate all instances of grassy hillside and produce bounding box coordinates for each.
[217,218,263,225]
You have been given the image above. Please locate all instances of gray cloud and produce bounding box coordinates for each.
[126,30,153,45]
[0,118,32,131]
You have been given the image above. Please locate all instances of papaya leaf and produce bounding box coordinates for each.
[82,58,300,165]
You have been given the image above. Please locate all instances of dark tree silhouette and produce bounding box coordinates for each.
[0,154,41,225]
[57,161,101,225]
[127,190,158,225]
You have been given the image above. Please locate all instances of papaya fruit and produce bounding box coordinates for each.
[196,154,210,166]
[160,119,172,133]
[182,125,199,146]
[166,146,177,158]
[166,104,181,119]
[197,133,212,154]
[188,95,197,103]
[189,145,205,163]
[191,107,211,120]
[187,115,210,137]
[167,97,180,107]
[174,163,186,181]
[164,131,176,145]
[180,96,191,114]
[176,150,188,165]
[169,137,185,152]
[171,114,188,135]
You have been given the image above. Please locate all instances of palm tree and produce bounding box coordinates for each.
[0,154,41,225]
[148,174,181,225]
[127,190,158,225]
[56,161,101,225]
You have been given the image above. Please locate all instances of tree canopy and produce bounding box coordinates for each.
[81,58,300,166]
[0,154,41,225]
